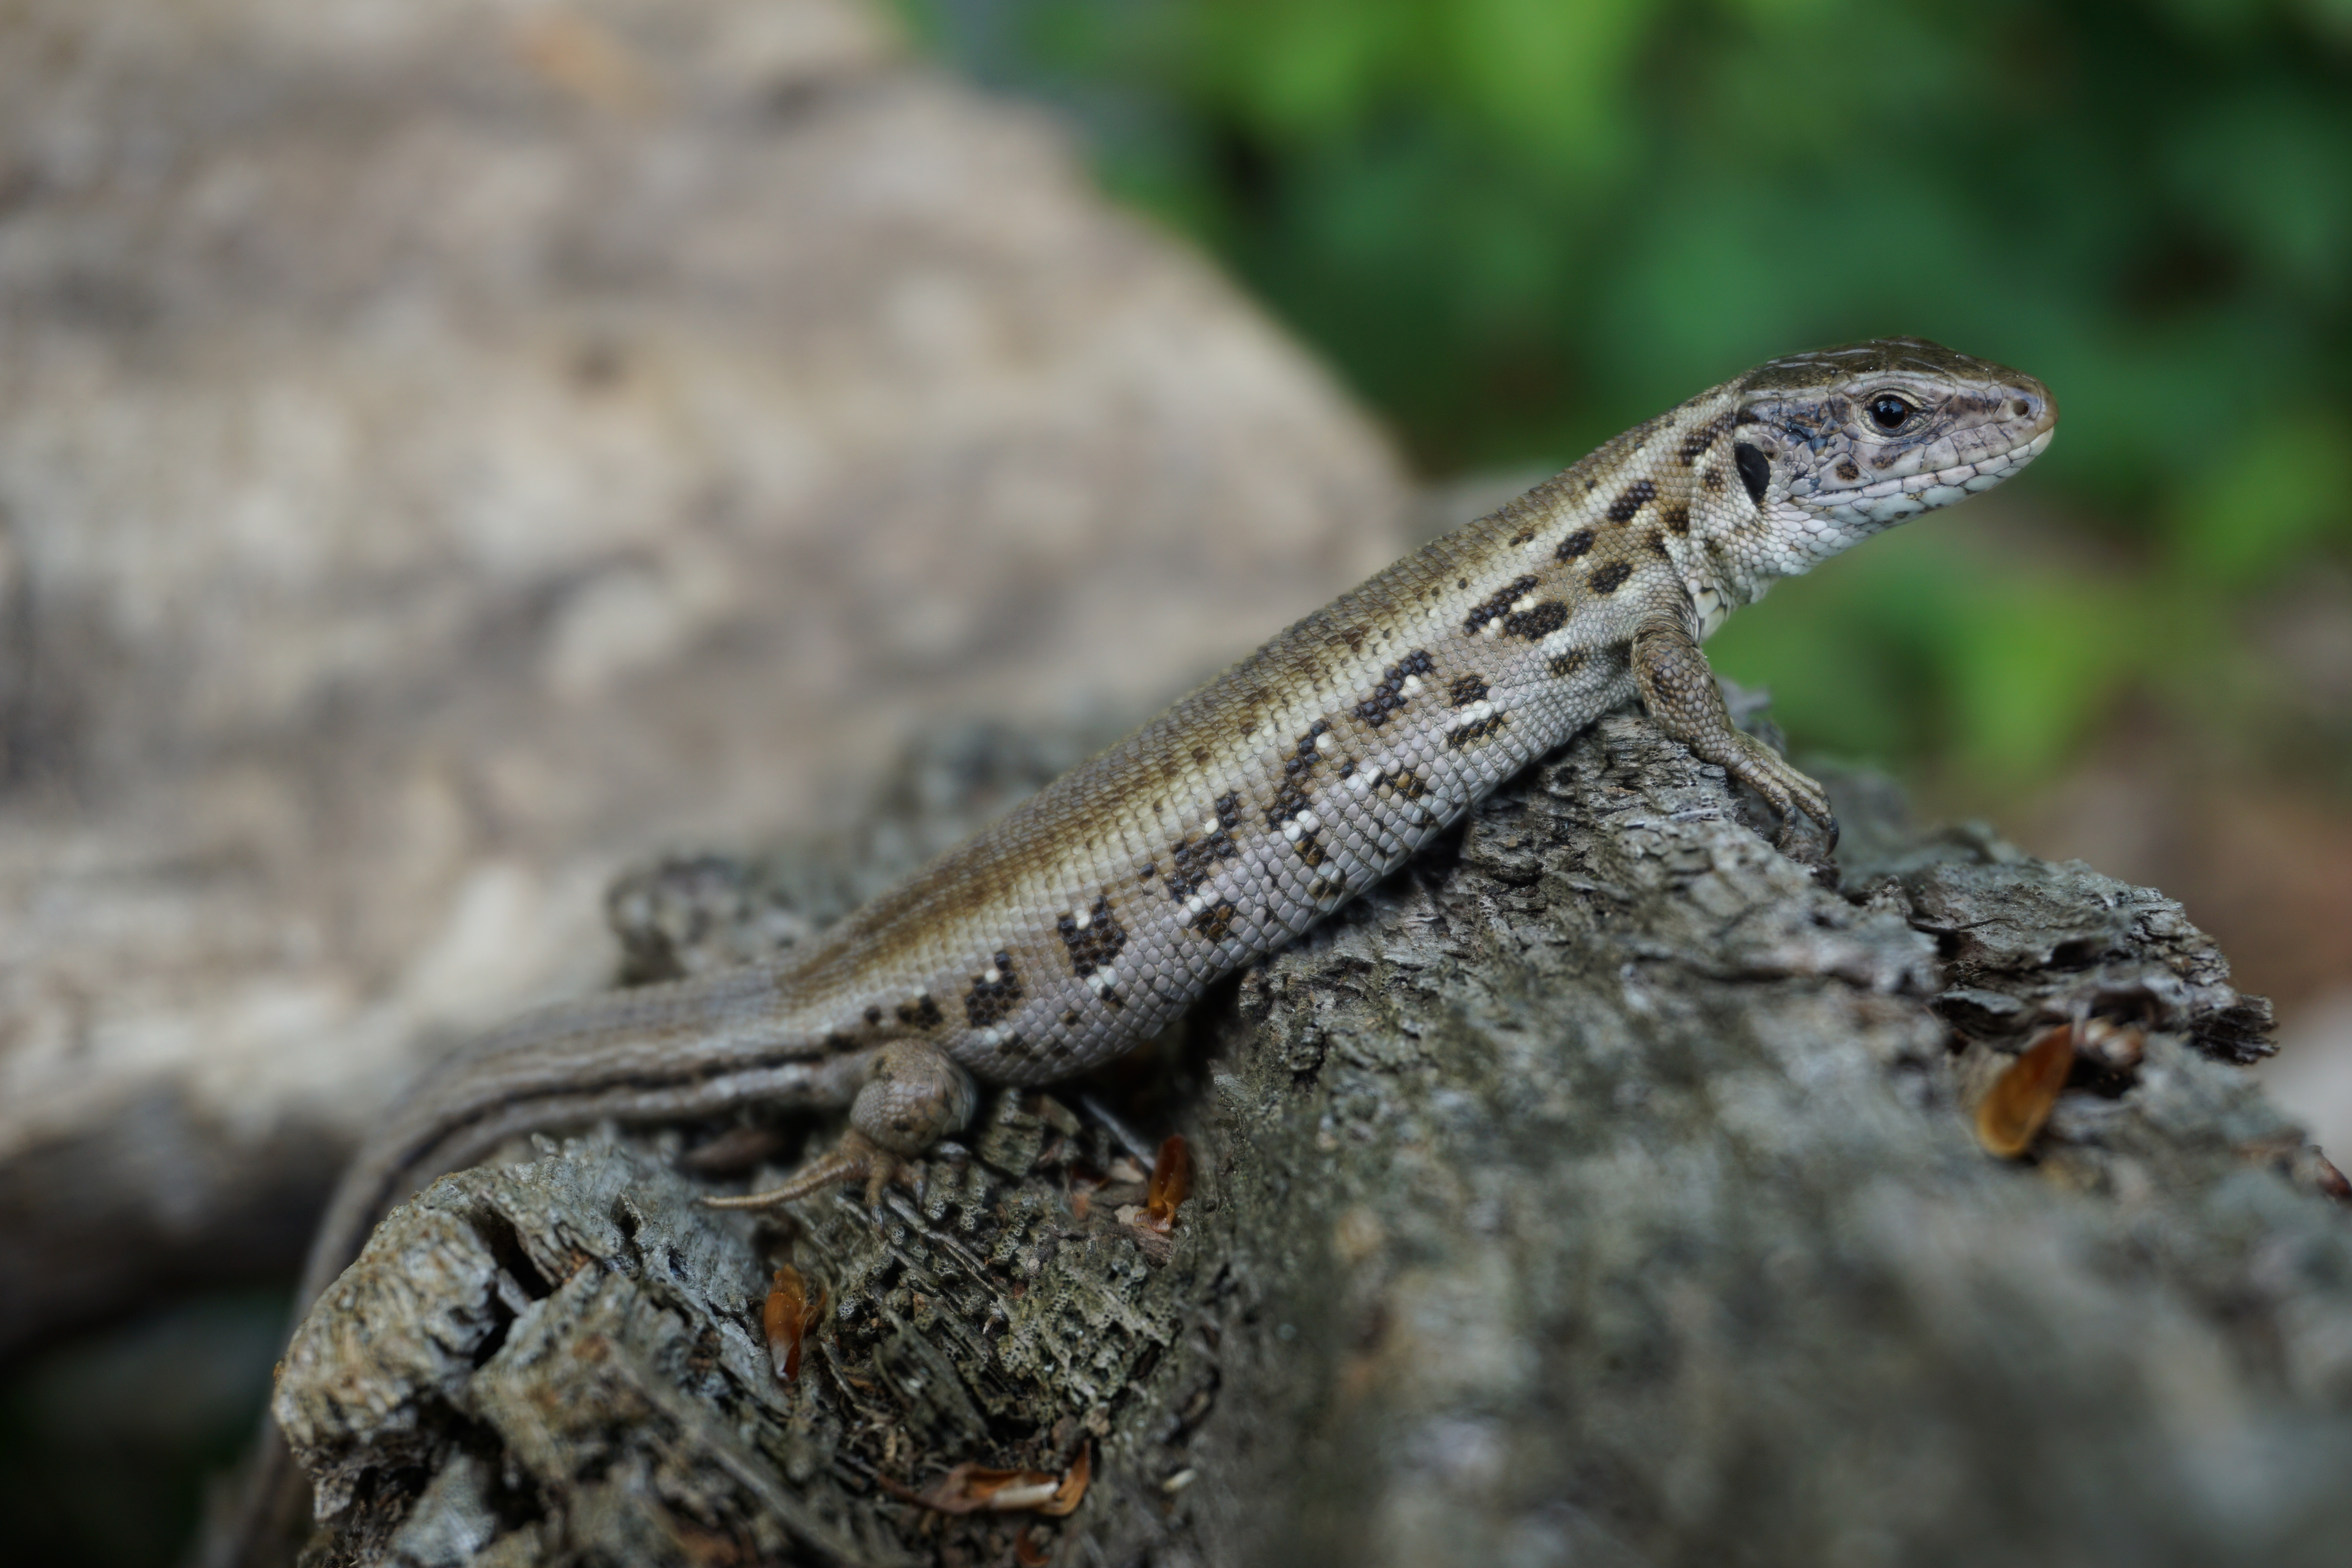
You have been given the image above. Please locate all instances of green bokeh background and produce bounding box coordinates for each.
[901,0,2352,800]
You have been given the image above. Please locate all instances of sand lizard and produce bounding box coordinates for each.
[235,336,2053,1559]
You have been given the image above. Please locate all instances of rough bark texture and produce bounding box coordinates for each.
[267,710,2352,1568]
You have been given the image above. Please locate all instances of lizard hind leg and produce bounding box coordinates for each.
[701,1040,977,1211]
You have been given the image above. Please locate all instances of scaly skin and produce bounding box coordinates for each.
[229,338,2053,1563]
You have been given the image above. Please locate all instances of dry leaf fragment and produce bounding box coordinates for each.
[1977,1024,2076,1158]
[2313,1151,2352,1204]
[1041,1443,1092,1516]
[1140,1135,1192,1233]
[903,1445,1092,1516]
[1016,1526,1052,1566]
[762,1265,823,1381]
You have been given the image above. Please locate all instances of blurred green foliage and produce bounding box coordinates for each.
[900,0,2352,793]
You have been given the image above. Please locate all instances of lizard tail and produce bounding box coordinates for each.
[208,962,871,1566]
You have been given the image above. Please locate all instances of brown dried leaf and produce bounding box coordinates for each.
[1016,1525,1052,1566]
[1142,1134,1192,1231]
[762,1265,822,1381]
[914,1464,1061,1514]
[906,1446,1092,1517]
[1040,1443,1092,1516]
[2318,1153,2352,1204]
[1976,1024,2076,1158]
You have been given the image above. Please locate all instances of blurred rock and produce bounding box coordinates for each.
[0,0,1406,1355]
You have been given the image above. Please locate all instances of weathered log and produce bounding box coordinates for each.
[262,710,2352,1567]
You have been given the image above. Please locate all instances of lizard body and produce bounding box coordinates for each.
[241,338,2052,1561]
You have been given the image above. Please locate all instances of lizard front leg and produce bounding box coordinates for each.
[702,1040,977,1210]
[1631,610,1838,855]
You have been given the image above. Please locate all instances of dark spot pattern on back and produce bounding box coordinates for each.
[1555,529,1596,561]
[1836,459,1861,481]
[1662,503,1690,535]
[1450,674,1489,707]
[863,1005,884,1026]
[1605,480,1656,523]
[1448,712,1508,748]
[1677,426,1715,463]
[1165,794,1241,902]
[1057,896,1127,978]
[1194,900,1239,942]
[1546,648,1588,679]
[1591,562,1633,595]
[1465,575,1542,635]
[1504,600,1567,641]
[896,994,943,1030]
[1703,469,1726,493]
[1266,720,1330,829]
[964,951,1022,1028]
[1508,527,1534,546]
[1646,531,1671,558]
[1354,649,1436,728]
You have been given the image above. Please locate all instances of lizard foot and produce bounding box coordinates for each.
[1717,730,1838,859]
[700,1040,975,1212]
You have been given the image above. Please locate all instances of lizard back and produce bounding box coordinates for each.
[766,337,2056,1085]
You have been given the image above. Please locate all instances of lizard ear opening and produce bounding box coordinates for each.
[1733,442,1770,505]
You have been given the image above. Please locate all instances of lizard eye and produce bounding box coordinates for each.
[1867,393,1917,432]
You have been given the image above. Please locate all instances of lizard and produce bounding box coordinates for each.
[227,336,2053,1561]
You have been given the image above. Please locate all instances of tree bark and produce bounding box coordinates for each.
[259,706,2352,1568]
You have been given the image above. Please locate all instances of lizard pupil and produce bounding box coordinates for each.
[1868,394,1913,431]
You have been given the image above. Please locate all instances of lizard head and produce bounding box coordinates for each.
[1713,337,2057,584]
